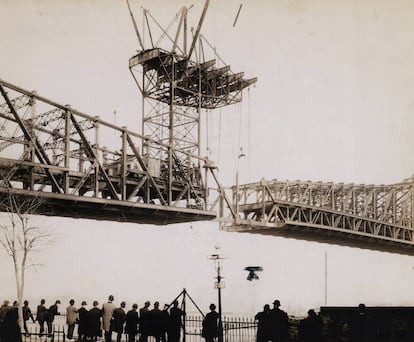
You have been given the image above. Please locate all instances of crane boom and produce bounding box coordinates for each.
[188,0,210,60]
[126,0,144,50]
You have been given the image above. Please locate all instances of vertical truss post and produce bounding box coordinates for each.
[168,56,175,205]
[411,184,414,236]
[93,116,100,197]
[63,109,71,193]
[27,93,36,190]
[121,127,128,201]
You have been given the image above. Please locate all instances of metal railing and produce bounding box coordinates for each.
[19,314,303,342]
[19,314,260,342]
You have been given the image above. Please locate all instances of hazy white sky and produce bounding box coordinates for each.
[1,0,414,316]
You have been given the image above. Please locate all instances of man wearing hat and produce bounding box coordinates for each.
[112,301,127,342]
[270,300,289,342]
[66,299,78,340]
[46,300,61,336]
[77,301,88,342]
[139,301,151,342]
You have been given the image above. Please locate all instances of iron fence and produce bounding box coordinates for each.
[20,314,259,342]
[19,314,302,342]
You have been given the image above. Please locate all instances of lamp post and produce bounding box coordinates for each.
[235,147,246,217]
[209,251,227,342]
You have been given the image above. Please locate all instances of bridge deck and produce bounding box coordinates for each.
[227,222,414,256]
[0,187,216,225]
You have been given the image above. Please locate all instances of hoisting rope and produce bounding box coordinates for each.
[247,87,251,182]
[217,109,222,165]
[206,108,210,159]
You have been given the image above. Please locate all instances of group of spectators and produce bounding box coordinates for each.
[94,296,185,342]
[0,295,186,342]
[0,300,21,342]
[254,302,384,342]
[254,300,291,342]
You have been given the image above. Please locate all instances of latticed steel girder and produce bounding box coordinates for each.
[222,178,414,255]
[129,48,257,110]
[0,79,218,224]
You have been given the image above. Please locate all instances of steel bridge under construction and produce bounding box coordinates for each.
[0,79,413,256]
[1,1,414,257]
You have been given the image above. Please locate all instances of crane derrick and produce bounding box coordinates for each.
[128,1,257,206]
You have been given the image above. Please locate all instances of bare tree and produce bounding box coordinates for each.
[0,190,52,330]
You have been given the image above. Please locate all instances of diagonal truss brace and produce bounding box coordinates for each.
[0,83,63,193]
[69,111,118,200]
[125,131,167,205]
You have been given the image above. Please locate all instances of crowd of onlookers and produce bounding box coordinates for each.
[0,296,328,342]
[2,297,412,342]
[0,296,186,342]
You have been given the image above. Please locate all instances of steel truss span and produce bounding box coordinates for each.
[0,80,218,224]
[224,178,414,255]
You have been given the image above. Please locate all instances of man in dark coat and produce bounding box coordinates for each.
[349,304,374,342]
[77,301,88,342]
[86,301,102,341]
[36,299,47,336]
[298,309,324,342]
[22,300,35,336]
[160,304,170,342]
[169,301,185,342]
[112,301,127,342]
[149,301,163,342]
[270,300,289,342]
[125,303,139,342]
[3,302,22,342]
[139,301,151,342]
[0,300,11,341]
[46,300,61,336]
[202,304,219,342]
[255,304,272,342]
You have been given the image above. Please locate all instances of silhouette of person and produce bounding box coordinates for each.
[102,295,116,342]
[270,300,289,342]
[169,300,185,342]
[139,301,151,342]
[86,301,102,341]
[0,300,12,341]
[46,300,61,335]
[77,301,88,342]
[125,303,139,342]
[149,301,164,342]
[36,299,47,336]
[3,301,22,342]
[160,304,170,342]
[66,299,78,340]
[255,304,272,342]
[298,309,323,342]
[202,304,219,342]
[349,303,374,342]
[22,300,35,336]
[113,301,127,342]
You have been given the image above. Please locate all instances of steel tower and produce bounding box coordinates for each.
[128,1,257,205]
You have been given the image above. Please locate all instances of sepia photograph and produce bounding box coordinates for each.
[1,0,414,341]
